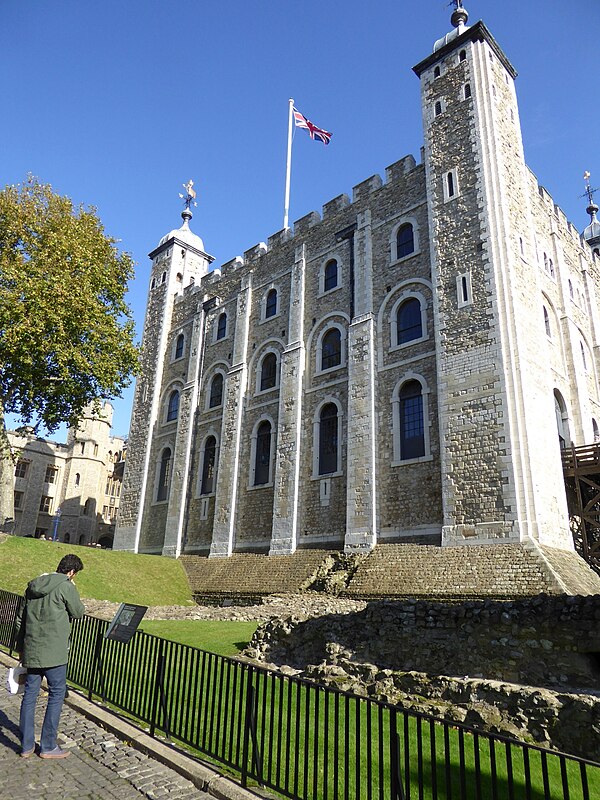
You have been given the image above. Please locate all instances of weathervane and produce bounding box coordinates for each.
[583,171,598,209]
[449,0,468,28]
[179,179,198,211]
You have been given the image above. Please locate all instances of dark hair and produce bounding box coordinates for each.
[57,554,84,575]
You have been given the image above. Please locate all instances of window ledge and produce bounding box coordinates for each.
[248,482,274,491]
[259,313,281,325]
[315,364,345,377]
[318,284,342,298]
[391,454,434,467]
[390,249,421,267]
[311,470,344,481]
[390,335,428,352]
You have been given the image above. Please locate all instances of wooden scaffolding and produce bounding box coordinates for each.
[562,443,600,573]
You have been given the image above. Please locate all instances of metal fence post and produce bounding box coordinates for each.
[390,713,406,800]
[150,638,170,739]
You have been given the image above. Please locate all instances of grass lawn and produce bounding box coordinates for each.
[0,534,194,606]
[139,620,259,656]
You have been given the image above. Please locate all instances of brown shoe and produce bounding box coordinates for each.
[39,747,70,759]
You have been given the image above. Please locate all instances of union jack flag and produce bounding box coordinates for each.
[293,107,332,145]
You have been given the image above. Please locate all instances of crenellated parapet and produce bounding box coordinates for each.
[202,154,423,288]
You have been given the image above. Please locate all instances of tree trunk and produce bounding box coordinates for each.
[0,408,15,532]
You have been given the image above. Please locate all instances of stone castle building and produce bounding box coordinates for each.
[9,402,125,547]
[114,5,600,572]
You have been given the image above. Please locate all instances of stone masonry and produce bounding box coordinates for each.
[114,10,600,598]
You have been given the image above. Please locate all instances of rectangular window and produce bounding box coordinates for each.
[44,465,58,484]
[456,272,473,308]
[15,460,29,479]
[443,169,459,202]
[14,491,24,510]
[39,495,53,513]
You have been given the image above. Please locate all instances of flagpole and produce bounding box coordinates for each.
[283,98,294,230]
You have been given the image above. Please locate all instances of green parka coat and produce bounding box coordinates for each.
[15,572,85,668]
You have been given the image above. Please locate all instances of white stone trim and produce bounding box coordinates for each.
[170,330,186,362]
[391,372,432,465]
[389,216,420,264]
[389,290,429,349]
[203,366,228,412]
[312,396,344,478]
[196,431,220,498]
[259,284,281,323]
[248,414,276,489]
[318,253,343,296]
[456,271,473,308]
[442,168,459,202]
[314,322,347,376]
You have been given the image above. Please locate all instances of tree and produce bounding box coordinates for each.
[0,177,139,529]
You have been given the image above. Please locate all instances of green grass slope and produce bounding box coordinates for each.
[0,535,194,606]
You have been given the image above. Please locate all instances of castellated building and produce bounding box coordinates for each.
[114,8,600,583]
[8,402,125,548]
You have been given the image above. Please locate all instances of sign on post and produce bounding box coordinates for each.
[104,603,147,643]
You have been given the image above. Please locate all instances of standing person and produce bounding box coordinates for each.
[15,554,85,759]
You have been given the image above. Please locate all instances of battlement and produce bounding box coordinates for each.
[202,153,422,288]
[526,167,589,251]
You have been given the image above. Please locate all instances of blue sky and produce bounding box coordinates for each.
[3,0,598,438]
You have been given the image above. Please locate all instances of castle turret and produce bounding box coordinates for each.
[114,184,214,552]
[414,3,573,550]
[583,172,600,257]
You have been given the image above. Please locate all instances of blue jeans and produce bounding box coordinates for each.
[19,664,67,753]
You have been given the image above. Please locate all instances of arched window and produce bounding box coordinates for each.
[543,306,551,337]
[209,374,224,409]
[174,334,184,360]
[434,101,442,117]
[397,298,423,344]
[216,313,227,340]
[321,328,342,371]
[318,403,339,476]
[157,448,172,501]
[265,289,278,319]
[581,342,588,371]
[568,280,574,300]
[166,390,180,422]
[434,66,441,78]
[554,391,570,449]
[200,436,217,495]
[253,421,272,486]
[396,224,415,260]
[399,381,425,460]
[324,260,338,292]
[459,49,466,62]
[464,83,471,99]
[74,473,80,487]
[446,171,456,198]
[260,352,277,391]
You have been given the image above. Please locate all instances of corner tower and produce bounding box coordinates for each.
[114,184,214,552]
[414,4,573,550]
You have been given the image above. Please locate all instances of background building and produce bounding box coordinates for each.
[115,5,600,580]
[9,402,125,547]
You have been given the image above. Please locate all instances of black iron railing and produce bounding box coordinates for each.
[2,588,599,800]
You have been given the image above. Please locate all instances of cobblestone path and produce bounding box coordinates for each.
[0,687,210,800]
